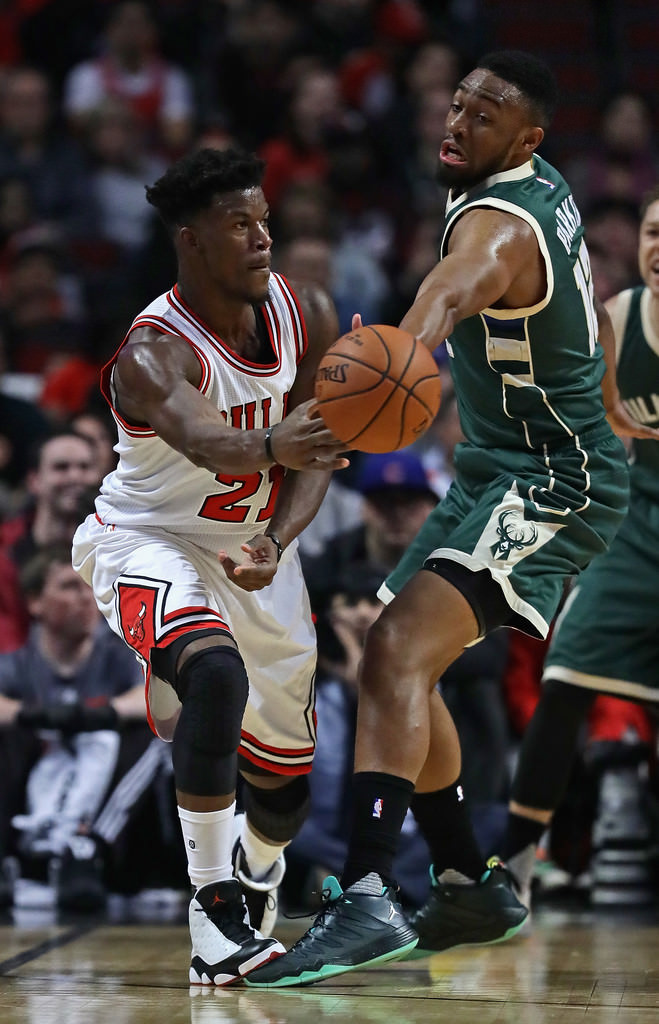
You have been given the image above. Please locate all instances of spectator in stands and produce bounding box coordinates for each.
[412,383,464,499]
[336,0,429,122]
[205,0,308,151]
[0,544,148,910]
[0,66,98,243]
[62,1,195,160]
[0,325,52,502]
[0,227,89,380]
[69,406,119,482]
[301,449,438,657]
[82,97,166,260]
[259,61,356,211]
[276,232,388,337]
[563,90,659,212]
[583,198,641,301]
[0,430,98,653]
[400,86,453,219]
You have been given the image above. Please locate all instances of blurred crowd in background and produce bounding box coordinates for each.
[0,0,658,919]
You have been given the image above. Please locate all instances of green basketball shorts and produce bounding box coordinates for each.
[543,488,659,699]
[380,429,629,639]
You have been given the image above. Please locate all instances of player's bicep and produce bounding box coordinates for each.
[114,334,229,450]
[444,210,536,316]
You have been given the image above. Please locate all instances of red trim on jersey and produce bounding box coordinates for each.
[277,275,308,364]
[260,301,280,367]
[132,314,212,395]
[240,728,315,758]
[239,727,314,773]
[100,343,157,437]
[158,620,233,648]
[100,314,213,433]
[161,603,226,623]
[169,284,286,377]
[238,743,313,776]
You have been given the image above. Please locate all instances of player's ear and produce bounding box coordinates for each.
[521,125,544,155]
[179,225,198,250]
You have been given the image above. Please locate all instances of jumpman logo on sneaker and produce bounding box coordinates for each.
[212,891,226,906]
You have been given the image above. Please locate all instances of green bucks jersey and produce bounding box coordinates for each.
[614,286,659,501]
[441,155,607,450]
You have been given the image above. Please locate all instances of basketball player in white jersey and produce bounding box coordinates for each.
[72,147,349,985]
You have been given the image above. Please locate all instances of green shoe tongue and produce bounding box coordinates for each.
[322,875,343,899]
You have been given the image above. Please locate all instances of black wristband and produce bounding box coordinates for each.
[264,426,277,463]
[265,531,283,562]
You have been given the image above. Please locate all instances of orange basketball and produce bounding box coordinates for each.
[314,324,442,453]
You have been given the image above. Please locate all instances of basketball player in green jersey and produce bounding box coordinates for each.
[497,183,659,905]
[247,51,659,988]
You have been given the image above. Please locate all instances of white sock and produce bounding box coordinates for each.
[241,818,288,881]
[178,802,236,891]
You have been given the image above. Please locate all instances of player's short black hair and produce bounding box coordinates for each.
[476,50,559,129]
[145,147,266,230]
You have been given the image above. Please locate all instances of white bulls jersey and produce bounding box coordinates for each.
[95,274,307,554]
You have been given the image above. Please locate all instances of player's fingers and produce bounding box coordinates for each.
[308,454,350,470]
[218,551,239,580]
[241,541,273,564]
[351,312,363,330]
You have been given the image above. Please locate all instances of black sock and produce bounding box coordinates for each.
[501,811,547,861]
[341,772,414,890]
[411,777,485,881]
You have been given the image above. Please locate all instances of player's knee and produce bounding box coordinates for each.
[172,647,249,795]
[360,608,413,689]
[242,774,310,843]
[175,647,248,757]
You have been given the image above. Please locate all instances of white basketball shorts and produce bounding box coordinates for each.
[72,514,317,774]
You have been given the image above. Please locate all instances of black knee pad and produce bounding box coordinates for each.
[242,774,310,843]
[172,647,249,796]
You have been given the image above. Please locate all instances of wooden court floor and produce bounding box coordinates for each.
[2,903,659,1024]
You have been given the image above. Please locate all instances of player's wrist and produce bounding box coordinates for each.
[264,426,279,464]
[264,531,283,562]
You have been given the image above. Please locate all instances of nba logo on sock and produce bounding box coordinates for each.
[372,798,383,819]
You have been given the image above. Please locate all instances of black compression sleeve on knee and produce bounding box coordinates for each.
[242,775,310,843]
[511,678,597,810]
[172,646,249,797]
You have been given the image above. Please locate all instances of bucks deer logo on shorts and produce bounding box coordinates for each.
[471,483,564,570]
[490,509,539,560]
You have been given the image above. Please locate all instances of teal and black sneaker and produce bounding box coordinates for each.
[244,875,418,988]
[410,857,528,954]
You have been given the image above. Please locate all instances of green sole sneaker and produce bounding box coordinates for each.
[410,858,529,954]
[245,876,419,988]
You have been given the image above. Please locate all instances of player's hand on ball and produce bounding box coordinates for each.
[218,536,278,590]
[266,399,350,471]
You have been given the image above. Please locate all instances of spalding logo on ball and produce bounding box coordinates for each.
[314,324,442,453]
